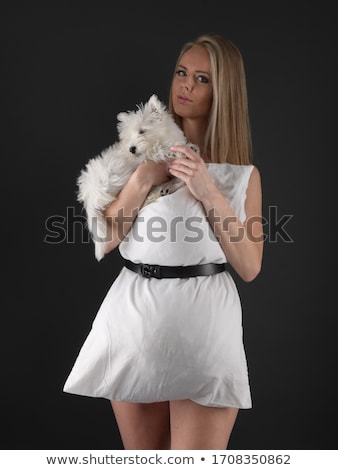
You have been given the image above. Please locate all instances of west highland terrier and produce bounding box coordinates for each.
[77,94,199,261]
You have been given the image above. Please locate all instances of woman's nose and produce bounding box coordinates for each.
[183,76,193,91]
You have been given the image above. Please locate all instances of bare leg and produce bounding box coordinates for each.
[170,399,238,450]
[111,401,170,450]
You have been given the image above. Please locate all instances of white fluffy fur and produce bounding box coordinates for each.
[77,94,199,261]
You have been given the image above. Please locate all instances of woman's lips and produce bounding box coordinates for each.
[177,95,192,103]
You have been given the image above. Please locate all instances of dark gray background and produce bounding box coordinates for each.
[2,3,336,449]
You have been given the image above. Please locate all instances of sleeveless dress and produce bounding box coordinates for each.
[63,163,254,408]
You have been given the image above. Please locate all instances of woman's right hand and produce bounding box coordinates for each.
[134,160,171,189]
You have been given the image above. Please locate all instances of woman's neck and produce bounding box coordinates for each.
[182,119,210,162]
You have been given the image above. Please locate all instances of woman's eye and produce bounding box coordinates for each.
[197,75,209,84]
[176,69,186,77]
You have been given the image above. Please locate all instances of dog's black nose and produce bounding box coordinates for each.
[129,146,136,154]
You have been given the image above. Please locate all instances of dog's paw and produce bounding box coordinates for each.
[160,187,170,196]
[143,186,163,206]
[143,179,184,207]
[187,142,200,154]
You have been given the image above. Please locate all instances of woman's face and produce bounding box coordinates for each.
[171,45,213,121]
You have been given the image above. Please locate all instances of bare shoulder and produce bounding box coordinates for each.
[247,165,262,194]
[245,165,262,215]
[249,165,261,185]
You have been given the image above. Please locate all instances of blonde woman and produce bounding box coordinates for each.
[64,33,263,450]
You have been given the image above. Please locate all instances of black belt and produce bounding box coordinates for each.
[124,259,227,279]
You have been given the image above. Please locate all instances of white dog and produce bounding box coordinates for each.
[77,94,199,261]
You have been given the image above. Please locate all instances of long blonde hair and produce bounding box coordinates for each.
[169,34,253,165]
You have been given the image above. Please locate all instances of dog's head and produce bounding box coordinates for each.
[116,94,186,161]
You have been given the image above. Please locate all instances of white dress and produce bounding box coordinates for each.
[63,163,254,408]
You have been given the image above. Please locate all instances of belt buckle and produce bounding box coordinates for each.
[141,264,161,279]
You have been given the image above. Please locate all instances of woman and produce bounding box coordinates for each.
[63,33,263,450]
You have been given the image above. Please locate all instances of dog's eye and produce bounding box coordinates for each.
[139,129,145,135]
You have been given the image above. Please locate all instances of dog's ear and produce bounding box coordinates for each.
[148,94,163,114]
[117,112,128,122]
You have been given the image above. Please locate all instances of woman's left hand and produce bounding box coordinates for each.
[168,146,217,201]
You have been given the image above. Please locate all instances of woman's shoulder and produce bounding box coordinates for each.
[207,161,255,170]
[207,162,256,186]
[206,163,258,224]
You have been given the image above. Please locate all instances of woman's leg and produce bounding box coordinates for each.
[170,399,238,450]
[111,401,171,450]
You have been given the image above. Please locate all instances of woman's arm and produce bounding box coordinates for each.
[103,161,170,254]
[202,166,263,282]
[169,147,263,282]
